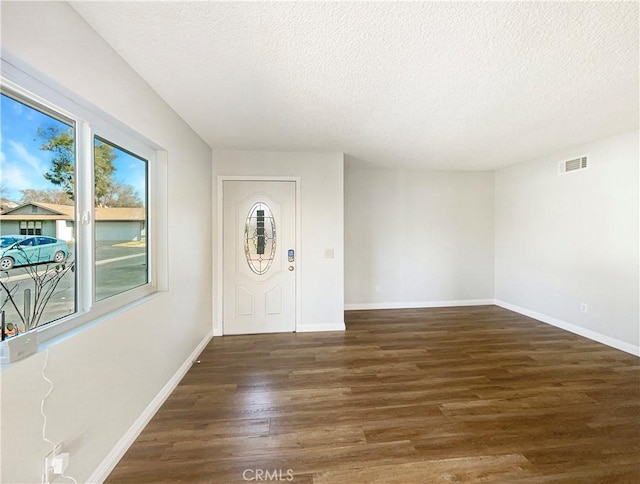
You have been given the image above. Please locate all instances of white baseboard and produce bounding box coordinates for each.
[87,331,213,483]
[296,322,346,332]
[344,299,494,311]
[495,300,640,357]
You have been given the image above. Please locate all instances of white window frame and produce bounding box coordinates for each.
[0,58,168,347]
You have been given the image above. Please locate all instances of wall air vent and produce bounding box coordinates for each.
[559,156,588,174]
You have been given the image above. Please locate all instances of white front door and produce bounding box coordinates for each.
[223,180,296,335]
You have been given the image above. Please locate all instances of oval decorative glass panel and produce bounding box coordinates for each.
[244,202,277,275]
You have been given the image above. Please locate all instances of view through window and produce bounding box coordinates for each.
[94,137,148,301]
[0,91,150,339]
[0,93,77,333]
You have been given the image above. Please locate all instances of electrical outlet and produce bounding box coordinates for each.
[43,443,64,484]
[51,453,70,475]
[581,303,588,313]
[44,456,54,483]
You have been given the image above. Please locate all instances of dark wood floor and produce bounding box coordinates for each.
[107,306,640,483]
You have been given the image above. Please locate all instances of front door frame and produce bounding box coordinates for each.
[216,176,301,336]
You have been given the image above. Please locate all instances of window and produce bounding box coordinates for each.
[0,93,77,332]
[244,202,277,275]
[37,237,56,245]
[94,137,148,301]
[0,78,159,346]
[19,221,43,235]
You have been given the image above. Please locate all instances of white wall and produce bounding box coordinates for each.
[344,166,495,308]
[1,3,212,483]
[495,130,639,354]
[213,150,345,332]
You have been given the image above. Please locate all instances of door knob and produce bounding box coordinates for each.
[288,266,294,271]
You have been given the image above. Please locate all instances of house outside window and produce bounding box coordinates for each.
[0,79,158,345]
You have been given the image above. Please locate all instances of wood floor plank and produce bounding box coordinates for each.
[106,306,640,483]
[313,454,534,484]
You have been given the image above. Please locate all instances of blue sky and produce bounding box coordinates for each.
[0,93,146,203]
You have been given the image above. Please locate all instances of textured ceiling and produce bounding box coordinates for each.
[71,1,638,170]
